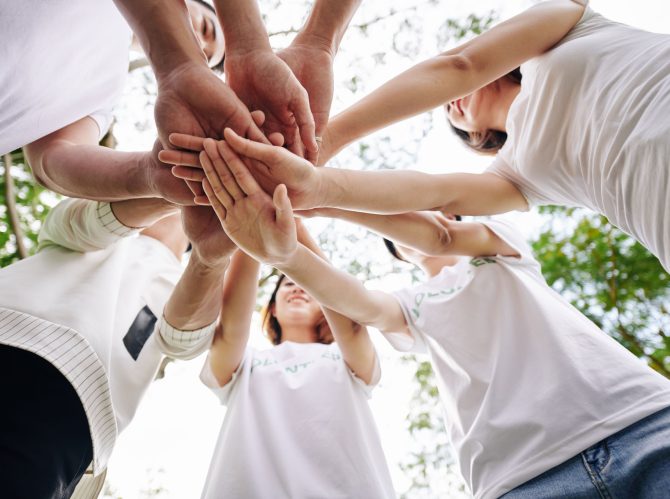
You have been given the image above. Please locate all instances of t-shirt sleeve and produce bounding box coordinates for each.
[480,218,543,272]
[344,346,382,399]
[37,200,139,252]
[154,315,216,360]
[381,290,429,354]
[88,108,115,140]
[199,347,251,406]
[485,156,537,209]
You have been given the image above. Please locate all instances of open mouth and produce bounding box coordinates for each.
[287,296,309,304]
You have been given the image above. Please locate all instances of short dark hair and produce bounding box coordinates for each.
[449,68,522,155]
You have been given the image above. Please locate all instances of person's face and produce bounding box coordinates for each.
[186,1,225,68]
[272,279,323,329]
[445,82,499,134]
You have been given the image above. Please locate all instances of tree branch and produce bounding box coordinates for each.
[3,154,28,259]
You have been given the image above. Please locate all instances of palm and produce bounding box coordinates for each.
[221,193,296,265]
[181,206,236,265]
[277,44,334,138]
[155,62,266,148]
[225,50,314,156]
[147,140,195,205]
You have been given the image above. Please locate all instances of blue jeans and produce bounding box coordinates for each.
[501,405,670,499]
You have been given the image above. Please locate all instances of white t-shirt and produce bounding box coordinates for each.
[0,0,132,154]
[487,6,670,272]
[389,219,670,499]
[0,200,213,473]
[200,341,396,499]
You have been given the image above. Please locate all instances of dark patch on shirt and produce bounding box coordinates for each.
[123,305,157,360]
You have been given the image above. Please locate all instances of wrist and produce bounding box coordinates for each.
[189,250,230,274]
[274,245,304,272]
[292,31,337,57]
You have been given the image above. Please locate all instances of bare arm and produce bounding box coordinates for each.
[295,220,377,384]
[208,250,261,386]
[24,117,194,204]
[304,208,518,257]
[322,0,586,158]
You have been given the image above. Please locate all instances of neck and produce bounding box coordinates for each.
[420,255,461,278]
[493,78,521,133]
[280,324,318,344]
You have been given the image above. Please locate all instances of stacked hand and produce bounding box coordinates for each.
[181,204,237,269]
[197,138,299,266]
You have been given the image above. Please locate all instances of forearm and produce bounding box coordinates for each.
[277,244,390,330]
[320,209,451,255]
[213,0,271,53]
[113,0,206,78]
[294,0,362,55]
[319,170,525,215]
[34,143,154,201]
[326,55,474,154]
[164,254,227,330]
[111,198,178,229]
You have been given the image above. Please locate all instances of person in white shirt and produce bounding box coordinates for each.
[195,140,670,499]
[0,195,239,498]
[197,188,395,498]
[169,0,670,273]
[0,0,226,205]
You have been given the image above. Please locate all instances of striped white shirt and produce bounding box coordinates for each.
[0,200,214,477]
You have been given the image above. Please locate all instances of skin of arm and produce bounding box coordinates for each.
[24,117,194,204]
[186,127,528,215]
[277,0,362,139]
[207,250,261,386]
[301,208,518,257]
[320,0,586,160]
[162,205,238,342]
[197,137,409,338]
[295,219,378,384]
[213,0,318,161]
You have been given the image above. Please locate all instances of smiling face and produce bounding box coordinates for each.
[186,0,225,69]
[272,278,323,333]
[445,82,500,135]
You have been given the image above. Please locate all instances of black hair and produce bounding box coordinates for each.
[449,68,522,155]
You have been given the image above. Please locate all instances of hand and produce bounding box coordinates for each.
[199,138,298,265]
[157,110,282,204]
[181,205,237,268]
[225,49,318,163]
[155,61,269,152]
[210,128,324,211]
[146,140,198,205]
[277,42,334,161]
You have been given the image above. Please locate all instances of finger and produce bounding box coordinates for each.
[273,184,294,230]
[168,133,206,152]
[268,132,285,147]
[202,179,227,221]
[216,141,262,197]
[290,96,318,163]
[186,179,204,198]
[159,149,201,167]
[203,139,245,201]
[250,110,266,128]
[194,195,211,206]
[199,148,234,210]
[223,127,277,164]
[171,165,205,182]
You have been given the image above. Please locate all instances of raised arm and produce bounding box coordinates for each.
[24,117,194,204]
[302,208,518,257]
[198,138,408,337]
[213,0,318,161]
[319,0,586,160]
[157,206,237,359]
[295,219,377,384]
[277,0,362,140]
[196,128,528,215]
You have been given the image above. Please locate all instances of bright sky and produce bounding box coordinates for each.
[105,1,670,497]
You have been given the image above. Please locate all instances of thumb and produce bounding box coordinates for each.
[273,184,294,228]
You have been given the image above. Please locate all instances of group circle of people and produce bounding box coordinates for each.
[1,0,669,498]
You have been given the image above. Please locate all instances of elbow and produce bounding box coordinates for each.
[432,224,453,256]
